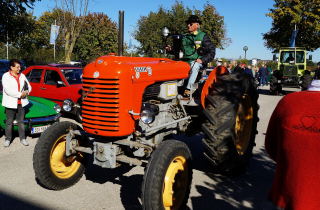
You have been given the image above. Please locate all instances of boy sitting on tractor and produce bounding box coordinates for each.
[166,15,216,97]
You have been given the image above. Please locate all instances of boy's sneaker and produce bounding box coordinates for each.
[20,139,29,146]
[3,140,10,147]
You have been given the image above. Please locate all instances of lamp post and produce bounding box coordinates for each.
[243,46,248,59]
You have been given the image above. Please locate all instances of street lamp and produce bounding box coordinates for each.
[243,46,248,59]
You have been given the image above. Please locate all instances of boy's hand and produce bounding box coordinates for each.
[21,91,28,99]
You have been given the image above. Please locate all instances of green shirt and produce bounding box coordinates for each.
[182,29,206,63]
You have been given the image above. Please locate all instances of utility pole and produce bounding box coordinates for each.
[6,32,9,60]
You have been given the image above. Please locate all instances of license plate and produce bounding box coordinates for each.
[31,125,51,134]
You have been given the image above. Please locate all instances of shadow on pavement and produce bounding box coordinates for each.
[0,190,47,210]
[181,134,275,209]
[119,174,143,210]
[258,88,296,96]
[84,156,133,184]
[190,149,275,209]
[85,134,275,210]
[85,156,143,210]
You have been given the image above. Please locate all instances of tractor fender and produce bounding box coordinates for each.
[201,66,229,108]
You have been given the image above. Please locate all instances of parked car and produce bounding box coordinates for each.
[23,64,82,121]
[0,94,61,135]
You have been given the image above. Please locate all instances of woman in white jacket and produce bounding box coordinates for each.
[2,59,32,147]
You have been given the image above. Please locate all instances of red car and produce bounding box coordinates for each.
[23,64,82,121]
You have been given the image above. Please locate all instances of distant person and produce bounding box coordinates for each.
[2,59,32,147]
[226,63,233,73]
[269,70,282,95]
[300,70,313,91]
[216,59,222,66]
[223,61,228,68]
[253,66,259,80]
[314,62,320,80]
[267,66,272,83]
[244,65,253,78]
[232,63,242,74]
[285,53,295,63]
[258,64,268,86]
[265,83,320,210]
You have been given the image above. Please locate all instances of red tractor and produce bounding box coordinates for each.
[33,53,258,209]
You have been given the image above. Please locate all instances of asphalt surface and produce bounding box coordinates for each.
[0,85,298,210]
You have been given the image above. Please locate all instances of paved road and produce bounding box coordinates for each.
[0,86,297,210]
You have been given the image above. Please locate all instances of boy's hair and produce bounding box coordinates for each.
[9,59,21,68]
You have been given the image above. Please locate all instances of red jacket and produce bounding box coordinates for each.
[265,91,320,210]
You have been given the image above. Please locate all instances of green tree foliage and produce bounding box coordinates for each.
[265,61,278,71]
[73,13,118,62]
[0,0,39,43]
[263,0,320,51]
[8,9,118,64]
[134,1,228,57]
[195,3,230,49]
[13,9,65,63]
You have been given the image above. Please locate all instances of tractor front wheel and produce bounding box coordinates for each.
[33,121,86,190]
[142,140,192,210]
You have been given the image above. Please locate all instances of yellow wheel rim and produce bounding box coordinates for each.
[163,156,189,210]
[50,135,82,179]
[235,94,254,155]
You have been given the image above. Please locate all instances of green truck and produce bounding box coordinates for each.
[277,47,307,86]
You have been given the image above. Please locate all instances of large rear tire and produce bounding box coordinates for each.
[202,73,259,175]
[33,121,86,190]
[142,140,192,210]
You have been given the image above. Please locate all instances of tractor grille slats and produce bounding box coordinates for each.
[143,83,160,100]
[284,66,298,76]
[82,77,120,132]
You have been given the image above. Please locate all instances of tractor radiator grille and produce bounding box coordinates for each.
[82,77,120,133]
[283,66,298,76]
[143,83,160,100]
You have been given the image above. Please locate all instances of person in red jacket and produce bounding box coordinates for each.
[265,80,320,210]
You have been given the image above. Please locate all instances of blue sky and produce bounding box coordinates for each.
[30,0,320,62]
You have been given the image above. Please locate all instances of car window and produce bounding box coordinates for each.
[26,69,43,83]
[61,68,82,85]
[44,70,62,85]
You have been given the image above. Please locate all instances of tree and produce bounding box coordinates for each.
[0,0,39,43]
[263,0,320,51]
[55,0,90,63]
[134,1,228,57]
[134,7,173,57]
[13,9,65,63]
[73,13,118,62]
[196,3,230,49]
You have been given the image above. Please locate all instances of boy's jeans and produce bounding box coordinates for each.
[186,61,203,90]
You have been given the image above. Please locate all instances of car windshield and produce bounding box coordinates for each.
[280,51,305,63]
[61,68,82,85]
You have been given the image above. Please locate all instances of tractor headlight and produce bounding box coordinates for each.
[140,109,155,124]
[62,99,73,112]
[54,104,61,113]
[140,103,159,124]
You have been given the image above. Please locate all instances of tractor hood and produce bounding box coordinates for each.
[83,55,190,83]
[81,55,190,137]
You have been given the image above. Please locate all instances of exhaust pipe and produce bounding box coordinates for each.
[118,10,124,56]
